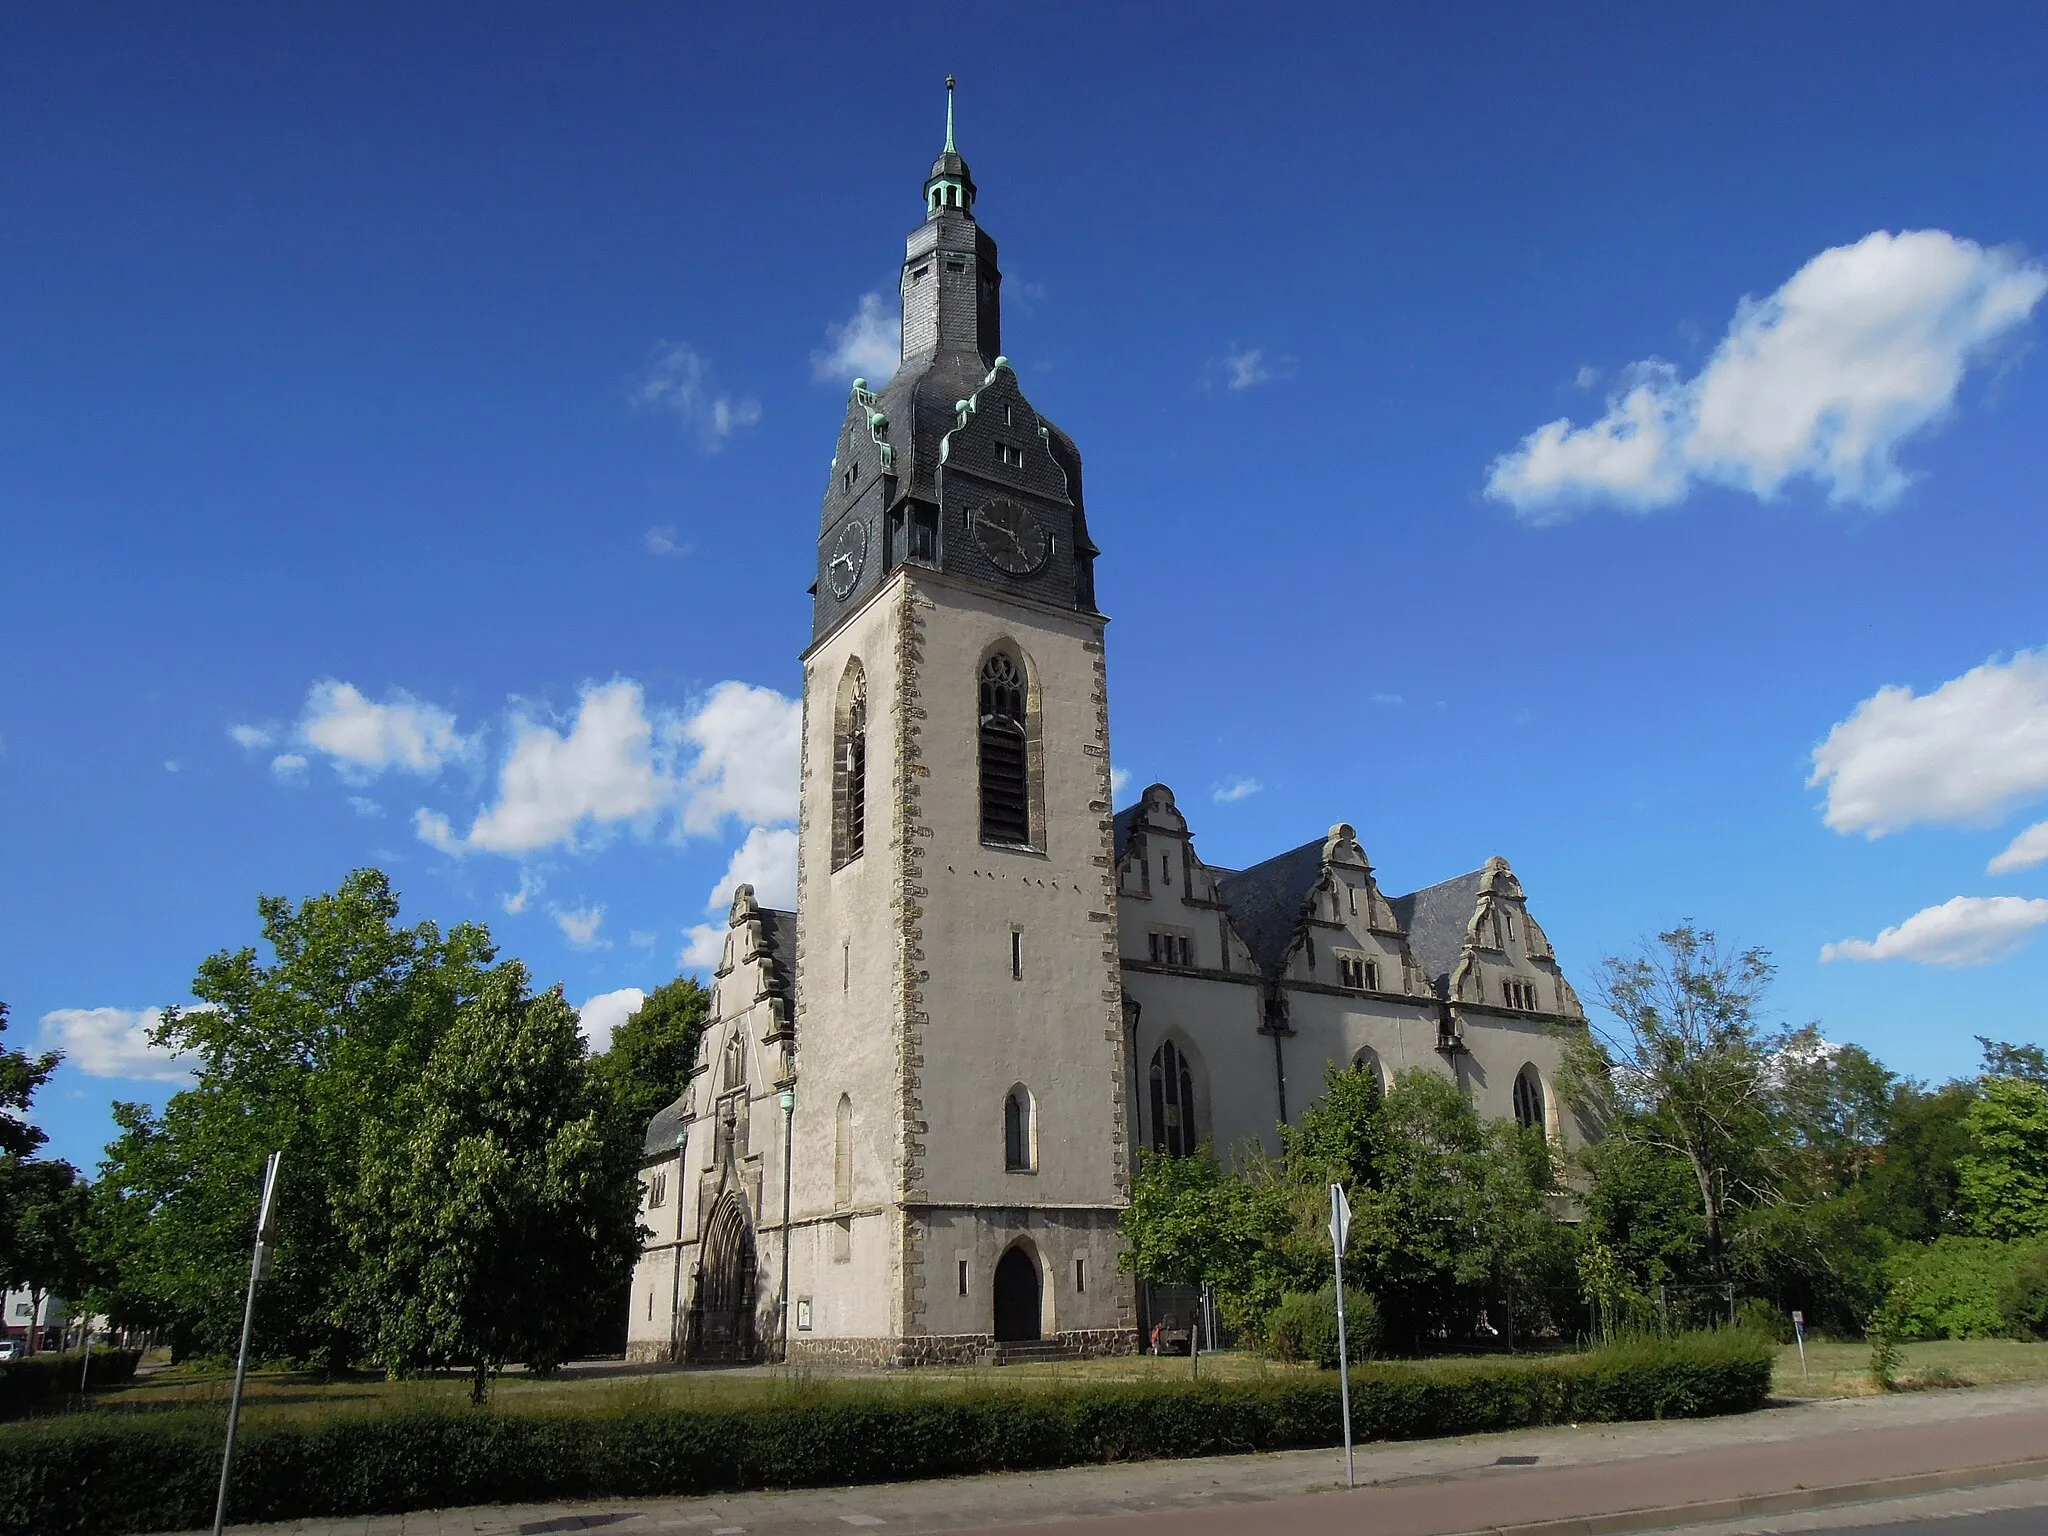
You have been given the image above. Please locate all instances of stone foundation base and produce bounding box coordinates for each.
[624,1340,680,1365]
[786,1327,1140,1369]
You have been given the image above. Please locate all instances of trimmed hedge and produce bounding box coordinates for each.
[0,1350,142,1422]
[0,1332,1770,1536]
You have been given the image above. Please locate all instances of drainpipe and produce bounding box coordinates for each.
[667,1131,687,1362]
[777,1085,796,1363]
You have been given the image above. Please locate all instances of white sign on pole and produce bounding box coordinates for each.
[1791,1309,1808,1383]
[1329,1183,1356,1490]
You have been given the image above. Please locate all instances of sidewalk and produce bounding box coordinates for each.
[196,1380,2048,1536]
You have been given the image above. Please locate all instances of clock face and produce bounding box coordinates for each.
[972,498,1050,576]
[827,517,868,599]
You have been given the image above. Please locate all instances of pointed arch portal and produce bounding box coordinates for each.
[688,1194,759,1363]
[993,1244,1042,1343]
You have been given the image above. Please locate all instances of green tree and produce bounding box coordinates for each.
[0,1002,60,1163]
[1,1160,93,1354]
[1861,1080,1977,1242]
[590,977,712,1136]
[1957,1076,2048,1240]
[1562,925,1782,1275]
[1976,1037,2048,1088]
[92,870,497,1366]
[346,965,643,1403]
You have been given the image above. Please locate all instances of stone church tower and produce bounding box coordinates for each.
[781,89,1135,1362]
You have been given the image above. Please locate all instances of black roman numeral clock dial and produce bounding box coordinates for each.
[972,498,1049,575]
[827,516,868,599]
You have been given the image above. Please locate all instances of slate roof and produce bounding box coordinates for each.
[642,1097,691,1159]
[1388,869,1486,998]
[1216,837,1329,977]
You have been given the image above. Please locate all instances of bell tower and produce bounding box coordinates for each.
[783,83,1134,1363]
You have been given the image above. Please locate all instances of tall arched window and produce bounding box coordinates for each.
[1513,1064,1546,1133]
[834,1093,853,1210]
[1004,1087,1034,1171]
[979,651,1030,846]
[1149,1040,1199,1157]
[1352,1046,1388,1096]
[833,661,868,868]
[722,1033,745,1092]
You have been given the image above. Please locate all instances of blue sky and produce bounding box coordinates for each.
[6,5,2048,1171]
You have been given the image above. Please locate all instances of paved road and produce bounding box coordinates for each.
[1634,1475,2048,1534]
[196,1381,2048,1536]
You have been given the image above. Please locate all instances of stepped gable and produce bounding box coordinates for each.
[1388,868,1487,1000]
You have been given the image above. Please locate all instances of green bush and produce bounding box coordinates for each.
[0,1350,142,1422]
[1998,1249,2048,1339]
[0,1333,1769,1536]
[1885,1237,2047,1340]
[1265,1287,1379,1367]
[1734,1298,1791,1343]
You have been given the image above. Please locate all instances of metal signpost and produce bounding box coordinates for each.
[1328,1182,1355,1489]
[1792,1309,1808,1383]
[213,1150,283,1536]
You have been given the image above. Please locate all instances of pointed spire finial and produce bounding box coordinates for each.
[944,75,956,153]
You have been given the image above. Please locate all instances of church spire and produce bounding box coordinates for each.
[923,75,975,217]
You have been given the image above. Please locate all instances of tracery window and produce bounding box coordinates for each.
[833,661,868,869]
[1149,1040,1199,1157]
[1513,1065,1546,1134]
[722,1033,745,1092]
[979,651,1030,846]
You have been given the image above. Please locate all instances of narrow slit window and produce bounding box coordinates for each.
[1075,1257,1087,1293]
[958,1259,969,1296]
[1011,929,1023,980]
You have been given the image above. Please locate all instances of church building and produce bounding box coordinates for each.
[626,94,1589,1367]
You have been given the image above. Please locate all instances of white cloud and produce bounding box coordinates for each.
[415,678,800,858]
[555,904,609,950]
[628,929,656,948]
[813,292,901,386]
[271,753,309,779]
[644,525,692,558]
[348,796,383,818]
[1989,820,2048,875]
[229,723,274,750]
[297,680,469,778]
[461,681,678,854]
[1110,767,1131,796]
[501,868,542,915]
[1821,895,2048,967]
[1487,230,2048,519]
[635,342,760,450]
[575,987,644,1055]
[1213,347,1295,391]
[1371,693,1404,706]
[1809,649,2048,836]
[680,924,726,971]
[163,759,182,773]
[36,1007,198,1082]
[1213,777,1263,804]
[414,807,462,854]
[678,681,802,836]
[1574,365,1600,391]
[707,826,798,912]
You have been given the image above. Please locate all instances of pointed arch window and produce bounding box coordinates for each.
[722,1033,746,1092]
[1513,1065,1546,1134]
[1004,1087,1035,1172]
[833,661,868,869]
[1149,1040,1199,1157]
[979,651,1031,846]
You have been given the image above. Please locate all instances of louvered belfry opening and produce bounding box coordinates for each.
[979,651,1029,846]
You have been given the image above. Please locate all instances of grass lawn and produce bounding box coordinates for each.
[1773,1337,2048,1398]
[87,1349,1323,1425]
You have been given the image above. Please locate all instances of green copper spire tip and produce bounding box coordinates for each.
[944,74,956,153]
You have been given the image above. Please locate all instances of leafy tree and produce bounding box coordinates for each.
[1,1160,93,1354]
[1977,1036,2048,1088]
[590,978,712,1136]
[1120,1146,1294,1359]
[345,965,643,1403]
[1957,1076,2048,1240]
[1861,1080,1977,1242]
[0,1002,60,1162]
[1561,925,1783,1274]
[92,870,497,1366]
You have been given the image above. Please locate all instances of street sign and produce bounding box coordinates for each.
[1329,1184,1355,1489]
[1791,1310,1804,1326]
[1328,1182,1351,1250]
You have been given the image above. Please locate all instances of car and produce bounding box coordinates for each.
[0,1339,22,1362]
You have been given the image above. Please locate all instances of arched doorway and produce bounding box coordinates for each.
[688,1194,758,1362]
[992,1244,1042,1343]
